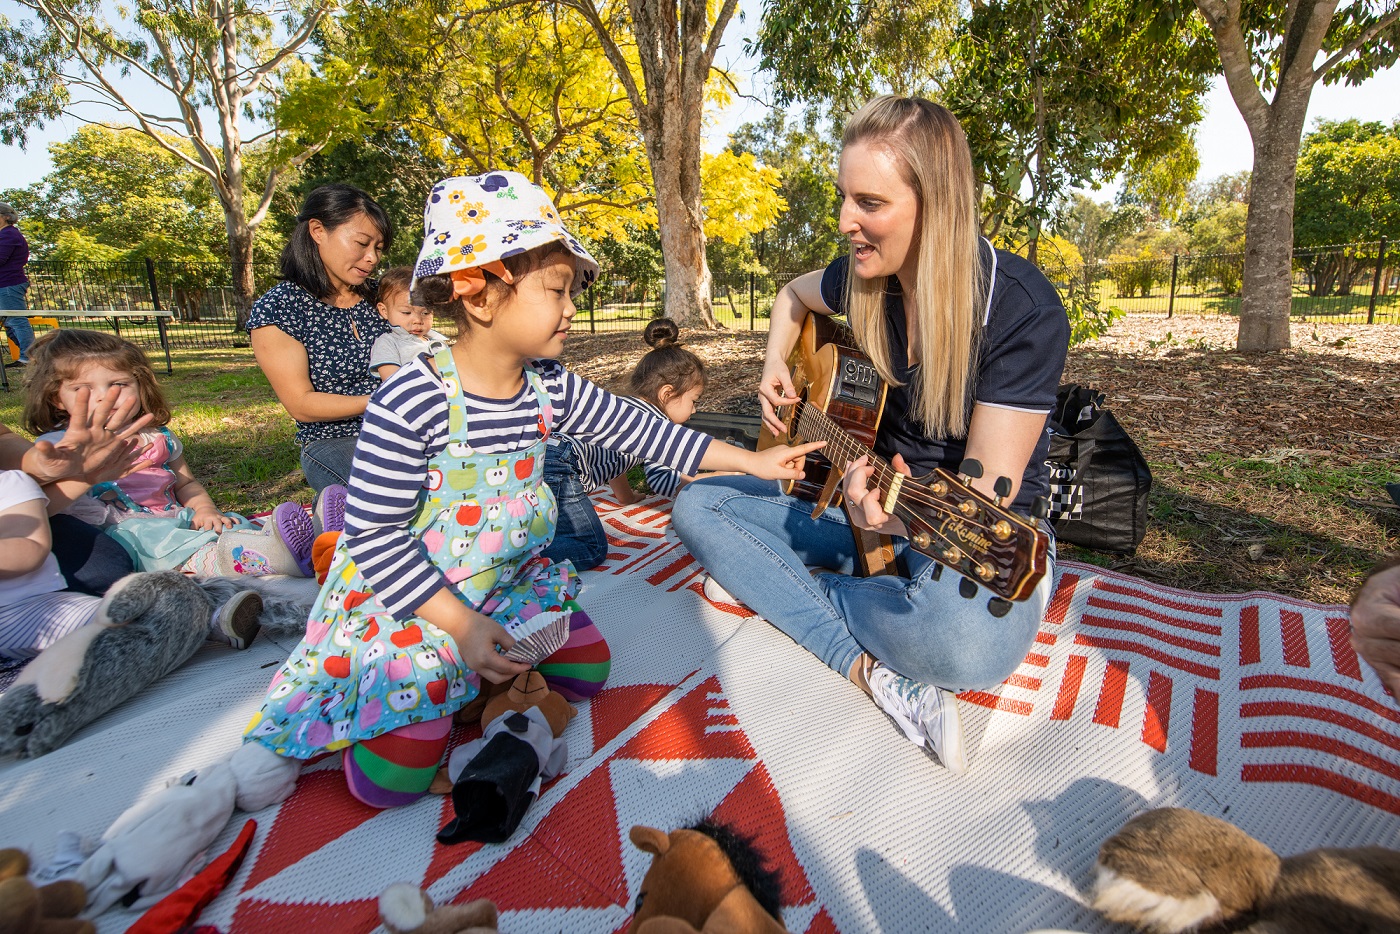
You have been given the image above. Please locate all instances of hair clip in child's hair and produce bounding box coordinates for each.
[451,261,514,298]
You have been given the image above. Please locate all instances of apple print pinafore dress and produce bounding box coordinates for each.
[244,349,577,760]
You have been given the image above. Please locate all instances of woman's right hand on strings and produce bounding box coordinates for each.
[23,386,155,485]
[758,356,801,437]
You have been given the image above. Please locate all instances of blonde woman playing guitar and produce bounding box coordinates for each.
[672,96,1070,773]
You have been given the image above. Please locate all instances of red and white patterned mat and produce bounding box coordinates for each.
[1,495,1397,933]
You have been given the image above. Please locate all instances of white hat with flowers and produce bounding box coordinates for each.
[412,171,600,298]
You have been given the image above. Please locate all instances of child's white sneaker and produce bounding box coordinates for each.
[867,661,969,774]
[210,590,263,650]
[702,575,740,606]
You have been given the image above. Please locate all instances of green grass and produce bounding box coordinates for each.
[1092,280,1400,322]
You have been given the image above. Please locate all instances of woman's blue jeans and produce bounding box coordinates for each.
[540,440,607,572]
[671,475,1054,691]
[300,435,360,493]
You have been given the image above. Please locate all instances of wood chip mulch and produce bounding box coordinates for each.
[561,315,1398,604]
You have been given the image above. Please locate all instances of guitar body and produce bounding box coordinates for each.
[759,314,887,507]
[761,313,1050,604]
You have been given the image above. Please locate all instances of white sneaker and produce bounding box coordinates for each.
[702,575,739,605]
[867,662,969,774]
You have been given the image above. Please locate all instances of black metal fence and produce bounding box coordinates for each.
[1065,239,1400,324]
[10,239,1397,352]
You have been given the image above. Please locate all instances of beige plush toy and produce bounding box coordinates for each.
[377,883,497,934]
[0,848,93,934]
[1091,807,1400,933]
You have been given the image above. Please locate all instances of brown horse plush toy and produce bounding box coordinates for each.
[627,821,788,933]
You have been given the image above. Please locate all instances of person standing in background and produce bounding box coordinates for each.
[0,202,33,369]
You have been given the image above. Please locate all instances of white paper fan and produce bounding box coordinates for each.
[502,609,571,665]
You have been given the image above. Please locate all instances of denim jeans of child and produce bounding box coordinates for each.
[672,474,1054,691]
[540,440,607,572]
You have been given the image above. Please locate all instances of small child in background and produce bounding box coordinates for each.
[0,469,263,656]
[369,266,449,381]
[24,330,316,581]
[543,318,707,572]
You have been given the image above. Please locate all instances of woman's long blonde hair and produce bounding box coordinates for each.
[843,95,987,438]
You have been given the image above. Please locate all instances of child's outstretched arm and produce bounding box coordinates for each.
[12,387,154,490]
[697,439,825,482]
[0,475,54,579]
[168,456,236,531]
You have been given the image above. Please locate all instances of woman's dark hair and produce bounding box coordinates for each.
[281,184,393,300]
[411,240,573,328]
[629,318,705,405]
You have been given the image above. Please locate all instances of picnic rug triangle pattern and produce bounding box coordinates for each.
[1,493,1398,933]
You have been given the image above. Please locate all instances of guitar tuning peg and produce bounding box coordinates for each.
[1031,496,1051,520]
[987,597,1013,618]
[993,476,1012,505]
[959,577,978,599]
[959,458,983,480]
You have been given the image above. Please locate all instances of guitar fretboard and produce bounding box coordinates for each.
[792,401,902,505]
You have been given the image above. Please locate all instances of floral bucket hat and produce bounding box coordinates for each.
[412,171,599,298]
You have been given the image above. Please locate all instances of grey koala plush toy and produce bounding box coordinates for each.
[0,571,213,758]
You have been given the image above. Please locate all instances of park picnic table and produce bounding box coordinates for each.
[1,308,174,391]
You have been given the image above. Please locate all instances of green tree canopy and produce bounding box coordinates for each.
[949,0,1214,257]
[729,110,843,274]
[1293,118,1400,249]
[1,125,282,265]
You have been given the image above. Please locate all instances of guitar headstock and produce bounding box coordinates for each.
[897,468,1048,602]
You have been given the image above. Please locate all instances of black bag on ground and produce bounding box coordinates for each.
[1043,384,1152,554]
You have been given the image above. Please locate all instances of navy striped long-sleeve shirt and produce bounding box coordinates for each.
[342,356,711,618]
[561,397,684,498]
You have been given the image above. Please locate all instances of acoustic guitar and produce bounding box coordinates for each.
[761,313,1050,610]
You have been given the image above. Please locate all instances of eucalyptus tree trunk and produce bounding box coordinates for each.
[569,0,740,328]
[1197,0,1400,351]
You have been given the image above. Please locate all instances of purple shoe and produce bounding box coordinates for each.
[313,484,348,537]
[268,501,315,577]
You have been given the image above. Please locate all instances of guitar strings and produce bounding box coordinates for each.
[787,404,1038,593]
[793,403,996,530]
[791,403,1018,538]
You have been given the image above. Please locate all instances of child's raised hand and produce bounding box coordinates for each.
[25,386,156,485]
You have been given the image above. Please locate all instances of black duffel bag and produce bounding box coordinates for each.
[1043,384,1152,554]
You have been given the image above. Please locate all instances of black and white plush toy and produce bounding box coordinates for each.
[0,571,212,758]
